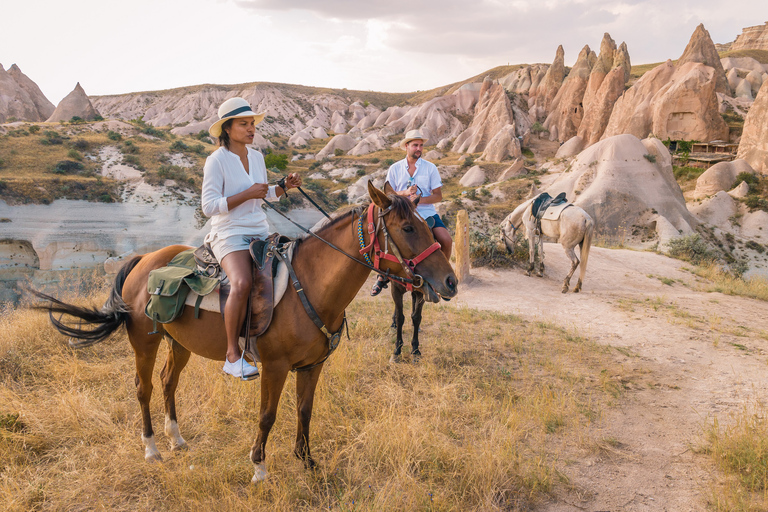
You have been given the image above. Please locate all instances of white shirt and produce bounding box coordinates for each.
[201,146,278,240]
[385,157,443,218]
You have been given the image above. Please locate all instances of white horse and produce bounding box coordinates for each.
[501,194,594,293]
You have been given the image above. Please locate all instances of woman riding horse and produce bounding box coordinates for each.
[203,97,302,378]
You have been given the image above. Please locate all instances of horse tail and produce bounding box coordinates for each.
[579,215,594,284]
[30,255,143,348]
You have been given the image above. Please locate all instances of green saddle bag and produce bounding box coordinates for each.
[144,249,219,333]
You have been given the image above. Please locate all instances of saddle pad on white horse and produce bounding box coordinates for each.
[183,253,292,314]
[542,202,572,221]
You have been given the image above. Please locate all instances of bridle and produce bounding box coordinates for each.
[357,203,442,292]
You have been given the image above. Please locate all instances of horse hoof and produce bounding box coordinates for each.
[251,462,268,483]
[411,351,422,363]
[145,452,163,463]
[525,271,531,277]
[389,354,401,364]
[537,273,543,278]
[561,288,568,294]
[171,441,189,452]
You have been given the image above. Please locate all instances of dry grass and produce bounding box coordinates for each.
[0,278,628,511]
[693,264,768,302]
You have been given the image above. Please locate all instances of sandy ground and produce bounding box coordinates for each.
[451,244,768,511]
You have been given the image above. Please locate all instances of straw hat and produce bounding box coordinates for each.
[208,97,266,138]
[399,129,428,149]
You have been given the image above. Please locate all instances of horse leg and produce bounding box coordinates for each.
[410,291,425,360]
[390,285,405,363]
[294,364,324,469]
[537,235,545,277]
[130,329,163,462]
[160,334,191,451]
[526,229,536,277]
[562,245,580,294]
[250,364,289,483]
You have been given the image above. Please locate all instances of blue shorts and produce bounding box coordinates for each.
[428,214,447,230]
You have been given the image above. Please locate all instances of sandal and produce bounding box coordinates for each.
[371,277,389,296]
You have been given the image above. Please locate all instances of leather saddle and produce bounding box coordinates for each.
[193,233,294,363]
[531,192,568,220]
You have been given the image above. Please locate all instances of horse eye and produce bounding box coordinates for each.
[402,225,415,234]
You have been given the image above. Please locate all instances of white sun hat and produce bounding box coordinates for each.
[208,97,266,138]
[400,129,429,149]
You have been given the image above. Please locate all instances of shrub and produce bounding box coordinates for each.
[462,156,474,168]
[67,149,83,161]
[122,140,139,154]
[469,229,522,268]
[370,157,380,164]
[52,160,84,174]
[530,122,549,135]
[40,130,63,145]
[69,116,85,124]
[170,140,189,152]
[384,158,396,166]
[107,131,122,141]
[28,125,40,134]
[264,153,289,171]
[643,153,656,163]
[122,155,143,169]
[734,172,759,187]
[744,196,768,212]
[356,168,366,176]
[71,139,88,151]
[334,148,344,157]
[665,234,717,265]
[93,114,104,122]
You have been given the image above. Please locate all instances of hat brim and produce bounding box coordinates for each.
[208,111,266,138]
[400,137,427,150]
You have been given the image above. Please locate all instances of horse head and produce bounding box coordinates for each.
[367,180,457,303]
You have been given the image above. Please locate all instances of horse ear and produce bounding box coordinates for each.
[383,181,396,196]
[368,180,392,210]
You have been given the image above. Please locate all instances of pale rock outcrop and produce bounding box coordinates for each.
[453,77,518,160]
[289,129,312,147]
[693,159,756,199]
[544,134,695,243]
[47,83,101,122]
[7,64,54,120]
[735,79,754,100]
[721,57,767,75]
[577,35,631,146]
[459,165,486,187]
[311,126,329,139]
[737,80,768,173]
[745,70,764,96]
[500,64,548,95]
[688,191,739,228]
[543,45,596,142]
[730,22,768,52]
[677,24,729,95]
[348,133,388,156]
[529,46,566,122]
[330,111,348,133]
[726,68,741,91]
[315,133,356,159]
[425,150,443,160]
[555,136,584,159]
[728,181,750,198]
[498,159,525,180]
[480,125,521,162]
[0,64,44,122]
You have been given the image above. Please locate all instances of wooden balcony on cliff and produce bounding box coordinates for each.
[672,140,739,168]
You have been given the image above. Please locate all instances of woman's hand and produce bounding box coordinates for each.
[284,173,302,190]
[247,183,270,199]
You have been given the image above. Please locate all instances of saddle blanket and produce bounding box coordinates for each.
[542,202,572,221]
[183,256,291,314]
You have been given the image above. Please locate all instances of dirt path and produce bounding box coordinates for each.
[451,244,768,511]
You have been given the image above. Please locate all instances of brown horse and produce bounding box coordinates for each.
[32,181,457,483]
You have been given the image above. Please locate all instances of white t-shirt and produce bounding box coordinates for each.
[201,146,278,241]
[385,157,443,218]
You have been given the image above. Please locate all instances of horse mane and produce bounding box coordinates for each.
[297,194,415,244]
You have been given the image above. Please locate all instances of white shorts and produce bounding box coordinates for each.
[204,231,262,264]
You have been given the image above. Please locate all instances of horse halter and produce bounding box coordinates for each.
[358,203,441,292]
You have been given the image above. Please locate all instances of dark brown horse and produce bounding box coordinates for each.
[389,283,425,363]
[32,181,457,483]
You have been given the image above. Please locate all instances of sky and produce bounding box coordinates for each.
[1,0,764,105]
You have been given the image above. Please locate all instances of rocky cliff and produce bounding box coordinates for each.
[730,22,768,52]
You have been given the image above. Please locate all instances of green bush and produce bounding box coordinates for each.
[107,131,122,141]
[334,148,344,157]
[356,168,366,176]
[643,153,656,163]
[170,140,189,152]
[530,122,548,135]
[28,125,40,134]
[384,159,396,166]
[734,172,759,187]
[67,149,83,161]
[744,196,768,212]
[665,234,717,265]
[122,140,139,154]
[469,229,523,268]
[122,155,143,169]
[69,116,85,124]
[52,160,84,174]
[264,153,289,171]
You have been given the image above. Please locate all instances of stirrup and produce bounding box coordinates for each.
[239,353,260,381]
[371,277,389,296]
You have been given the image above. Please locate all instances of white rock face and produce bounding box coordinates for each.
[460,165,486,187]
[694,159,755,199]
[316,134,357,159]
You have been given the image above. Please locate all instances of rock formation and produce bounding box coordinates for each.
[677,24,729,95]
[452,77,520,161]
[0,63,53,122]
[315,133,357,159]
[730,22,768,52]
[544,134,695,244]
[737,80,768,173]
[603,25,728,143]
[47,83,101,122]
[693,159,756,199]
[576,35,631,146]
[528,46,565,122]
[7,65,54,120]
[543,45,596,142]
